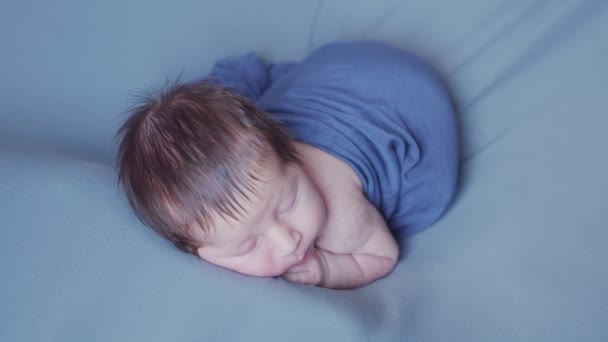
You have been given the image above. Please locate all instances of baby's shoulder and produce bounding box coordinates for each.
[294,141,361,205]
[294,142,387,252]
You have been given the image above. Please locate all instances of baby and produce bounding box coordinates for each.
[116,40,459,289]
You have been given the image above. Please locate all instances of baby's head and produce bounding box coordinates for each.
[116,81,327,277]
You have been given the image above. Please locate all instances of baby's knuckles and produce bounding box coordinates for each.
[281,270,318,285]
[281,248,325,285]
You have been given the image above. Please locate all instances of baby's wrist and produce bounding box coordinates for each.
[313,248,330,287]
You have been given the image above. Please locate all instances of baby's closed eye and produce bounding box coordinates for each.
[277,187,298,216]
[238,237,259,255]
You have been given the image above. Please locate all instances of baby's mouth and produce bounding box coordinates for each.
[291,244,313,268]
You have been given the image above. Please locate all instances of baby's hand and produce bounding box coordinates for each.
[281,248,327,286]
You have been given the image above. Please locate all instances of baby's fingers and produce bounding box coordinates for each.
[281,271,317,285]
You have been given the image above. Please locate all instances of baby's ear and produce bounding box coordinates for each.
[196,245,215,263]
[196,246,207,260]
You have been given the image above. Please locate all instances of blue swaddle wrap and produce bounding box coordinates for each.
[210,40,458,237]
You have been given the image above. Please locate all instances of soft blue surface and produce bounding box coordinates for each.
[211,40,459,236]
[2,1,608,341]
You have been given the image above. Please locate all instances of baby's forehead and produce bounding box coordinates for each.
[195,159,290,243]
[236,156,286,206]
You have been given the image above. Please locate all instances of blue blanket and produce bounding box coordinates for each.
[210,40,459,237]
[3,1,608,341]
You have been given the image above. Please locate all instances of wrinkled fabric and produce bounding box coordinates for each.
[210,40,459,236]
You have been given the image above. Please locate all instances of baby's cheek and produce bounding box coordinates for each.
[255,248,287,277]
[316,198,329,233]
[308,188,328,226]
[217,253,278,278]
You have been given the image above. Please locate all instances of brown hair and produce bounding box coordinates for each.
[115,80,300,254]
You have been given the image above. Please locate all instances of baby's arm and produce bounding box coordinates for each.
[283,198,399,289]
[315,220,398,289]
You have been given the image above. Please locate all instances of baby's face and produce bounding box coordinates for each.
[195,159,327,277]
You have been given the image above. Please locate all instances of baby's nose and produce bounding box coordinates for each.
[271,226,302,258]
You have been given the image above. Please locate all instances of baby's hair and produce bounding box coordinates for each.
[115,79,300,254]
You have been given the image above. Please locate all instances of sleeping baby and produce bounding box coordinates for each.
[115,40,459,289]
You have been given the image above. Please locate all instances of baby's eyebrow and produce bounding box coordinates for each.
[244,192,274,229]
[223,171,293,237]
[231,185,276,231]
[219,175,265,221]
[245,182,291,230]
